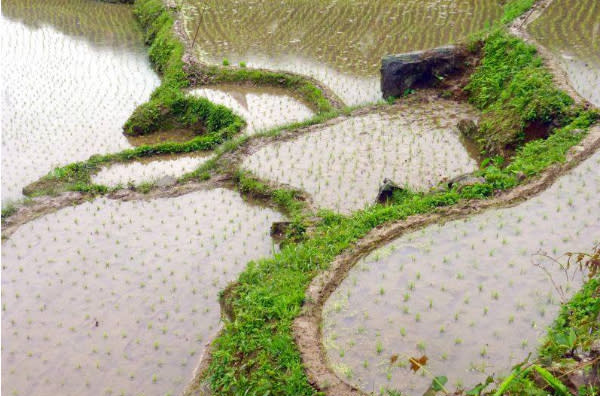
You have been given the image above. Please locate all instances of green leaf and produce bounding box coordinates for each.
[494,365,533,396]
[532,365,569,396]
[431,376,448,391]
[567,327,577,347]
[466,376,494,395]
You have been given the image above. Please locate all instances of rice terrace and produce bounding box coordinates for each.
[1,0,599,395]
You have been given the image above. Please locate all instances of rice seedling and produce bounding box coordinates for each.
[182,0,502,105]
[91,154,213,188]
[189,85,314,135]
[528,0,600,106]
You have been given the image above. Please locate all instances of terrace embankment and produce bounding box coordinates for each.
[0,1,160,204]
[179,0,503,105]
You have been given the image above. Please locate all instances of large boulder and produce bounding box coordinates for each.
[376,178,404,204]
[381,45,466,98]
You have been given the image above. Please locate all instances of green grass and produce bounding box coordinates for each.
[125,0,243,136]
[501,0,537,24]
[499,274,599,396]
[189,65,336,113]
[465,30,575,156]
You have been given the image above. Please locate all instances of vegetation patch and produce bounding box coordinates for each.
[464,29,577,157]
[123,0,241,136]
[205,111,597,394]
[501,248,600,395]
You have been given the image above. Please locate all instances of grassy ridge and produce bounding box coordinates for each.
[125,0,241,136]
[464,30,574,156]
[127,0,337,135]
[189,65,335,113]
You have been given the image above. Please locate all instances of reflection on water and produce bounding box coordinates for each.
[529,0,600,106]
[2,0,146,50]
[1,6,160,204]
[183,0,502,105]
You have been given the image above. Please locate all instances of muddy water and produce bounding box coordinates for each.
[323,151,600,394]
[189,84,314,135]
[528,0,600,106]
[242,100,479,213]
[182,0,502,105]
[1,188,283,396]
[1,1,160,204]
[92,154,213,188]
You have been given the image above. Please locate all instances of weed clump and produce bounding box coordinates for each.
[465,30,575,156]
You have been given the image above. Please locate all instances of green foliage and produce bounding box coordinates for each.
[532,365,569,396]
[1,203,18,220]
[125,0,242,137]
[540,277,600,360]
[465,30,574,155]
[501,0,537,25]
[206,115,597,393]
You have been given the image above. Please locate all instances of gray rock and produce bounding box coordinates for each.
[381,45,466,98]
[447,173,486,191]
[270,221,293,242]
[457,119,478,138]
[376,178,404,204]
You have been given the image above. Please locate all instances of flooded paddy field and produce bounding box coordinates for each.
[528,0,600,106]
[189,84,314,135]
[1,1,160,204]
[1,188,283,396]
[91,154,213,188]
[242,100,479,213]
[323,150,600,394]
[182,0,502,105]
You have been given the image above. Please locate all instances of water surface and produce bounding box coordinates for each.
[243,100,479,213]
[1,0,160,204]
[528,0,600,106]
[2,189,283,396]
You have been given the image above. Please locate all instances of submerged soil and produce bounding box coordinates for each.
[91,153,213,188]
[528,0,600,106]
[1,188,283,396]
[242,98,479,213]
[188,84,315,135]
